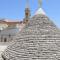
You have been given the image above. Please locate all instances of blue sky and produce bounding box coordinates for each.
[0,0,60,28]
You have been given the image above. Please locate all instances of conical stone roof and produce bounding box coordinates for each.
[2,13,60,60]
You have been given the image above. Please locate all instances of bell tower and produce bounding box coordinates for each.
[23,0,30,24]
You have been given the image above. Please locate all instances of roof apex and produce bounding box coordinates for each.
[35,8,46,15]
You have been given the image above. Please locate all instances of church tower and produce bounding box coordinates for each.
[23,0,30,24]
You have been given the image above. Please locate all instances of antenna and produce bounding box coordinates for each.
[38,0,42,8]
[26,0,29,8]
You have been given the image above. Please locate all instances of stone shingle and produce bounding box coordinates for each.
[2,14,60,60]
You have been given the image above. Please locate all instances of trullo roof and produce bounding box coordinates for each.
[2,9,60,60]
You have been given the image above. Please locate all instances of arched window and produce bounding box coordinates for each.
[4,38,7,42]
[1,36,3,42]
